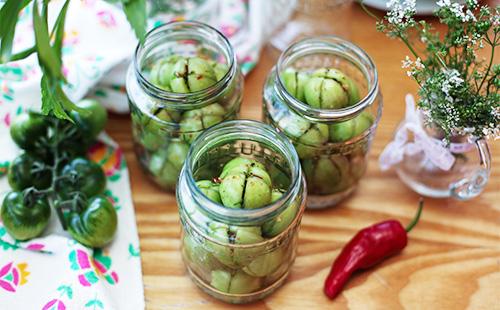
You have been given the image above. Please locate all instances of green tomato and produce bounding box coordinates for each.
[219,157,272,209]
[228,271,262,294]
[243,248,284,277]
[10,112,48,151]
[262,191,299,238]
[295,123,329,159]
[67,195,117,248]
[70,99,108,140]
[182,233,221,272]
[211,61,229,81]
[329,112,374,143]
[179,103,226,143]
[196,180,221,203]
[206,222,234,267]
[1,191,51,241]
[147,141,189,190]
[304,76,349,109]
[149,55,182,89]
[61,158,106,197]
[282,68,310,102]
[311,68,360,106]
[210,270,262,294]
[170,57,218,93]
[211,270,232,293]
[231,226,264,266]
[7,153,51,191]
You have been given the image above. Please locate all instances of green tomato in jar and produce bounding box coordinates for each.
[1,191,51,241]
[302,155,352,195]
[210,270,262,294]
[262,190,299,237]
[205,222,234,267]
[243,247,285,277]
[329,112,374,143]
[281,68,310,103]
[218,157,272,209]
[67,195,117,248]
[294,123,329,159]
[196,180,221,203]
[182,233,221,270]
[170,57,218,93]
[148,141,189,188]
[149,55,183,90]
[140,107,179,151]
[179,103,226,143]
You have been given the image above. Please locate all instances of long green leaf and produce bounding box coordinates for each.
[32,0,62,79]
[9,46,36,62]
[53,0,71,61]
[122,0,146,41]
[0,0,24,62]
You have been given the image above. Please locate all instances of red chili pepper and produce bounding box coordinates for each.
[324,199,424,299]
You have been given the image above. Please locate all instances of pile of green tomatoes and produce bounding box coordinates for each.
[1,99,117,248]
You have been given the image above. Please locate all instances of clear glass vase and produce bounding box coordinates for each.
[394,125,492,200]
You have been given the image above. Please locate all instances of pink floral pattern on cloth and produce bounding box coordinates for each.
[69,249,119,287]
[0,262,29,293]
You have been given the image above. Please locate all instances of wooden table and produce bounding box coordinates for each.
[106,3,500,309]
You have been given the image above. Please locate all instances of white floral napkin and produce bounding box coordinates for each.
[0,1,142,309]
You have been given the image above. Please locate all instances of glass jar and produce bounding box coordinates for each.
[394,122,492,200]
[126,21,243,191]
[177,120,306,304]
[263,36,382,209]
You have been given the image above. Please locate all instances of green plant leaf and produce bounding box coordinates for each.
[122,0,146,41]
[9,46,36,62]
[32,0,62,79]
[53,0,71,61]
[0,0,31,63]
[40,74,71,121]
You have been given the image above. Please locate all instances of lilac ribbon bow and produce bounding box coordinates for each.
[379,94,473,172]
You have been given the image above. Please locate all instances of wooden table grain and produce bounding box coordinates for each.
[105,3,500,309]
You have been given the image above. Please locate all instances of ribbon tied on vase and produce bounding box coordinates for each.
[379,94,474,172]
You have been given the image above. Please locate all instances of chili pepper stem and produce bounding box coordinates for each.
[405,198,424,233]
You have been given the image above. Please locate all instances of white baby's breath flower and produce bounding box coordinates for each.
[415,58,424,69]
[386,0,416,26]
[401,56,412,68]
[492,12,500,26]
[401,56,424,77]
[437,0,451,7]
[438,0,476,22]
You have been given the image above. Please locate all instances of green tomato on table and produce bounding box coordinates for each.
[1,191,51,241]
[60,158,106,198]
[67,196,117,248]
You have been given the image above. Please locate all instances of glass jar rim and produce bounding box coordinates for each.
[182,120,303,224]
[133,21,237,109]
[275,36,379,122]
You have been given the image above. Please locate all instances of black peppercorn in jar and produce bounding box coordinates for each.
[126,21,243,191]
[263,36,382,208]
